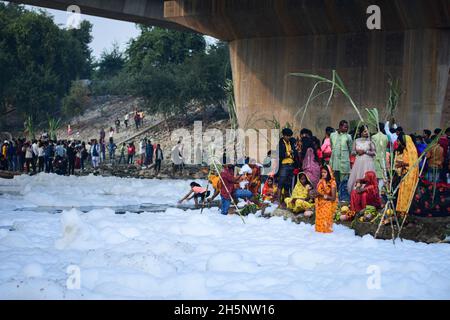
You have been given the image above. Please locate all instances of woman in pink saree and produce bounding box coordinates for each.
[300,137,321,189]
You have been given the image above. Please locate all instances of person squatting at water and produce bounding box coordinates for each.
[178,182,211,206]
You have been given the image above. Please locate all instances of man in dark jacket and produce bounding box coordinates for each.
[67,142,76,175]
[276,128,299,207]
[7,141,15,171]
[146,140,154,165]
[154,144,163,174]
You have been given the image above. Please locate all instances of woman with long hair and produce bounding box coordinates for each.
[347,125,376,193]
[315,165,338,233]
[321,126,335,164]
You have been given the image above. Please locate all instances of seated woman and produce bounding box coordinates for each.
[350,171,382,212]
[284,172,314,213]
[178,182,210,206]
[262,176,278,202]
[248,163,262,196]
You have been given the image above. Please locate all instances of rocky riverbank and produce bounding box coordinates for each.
[76,162,210,180]
[265,208,450,244]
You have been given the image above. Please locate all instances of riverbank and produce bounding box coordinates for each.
[266,208,450,244]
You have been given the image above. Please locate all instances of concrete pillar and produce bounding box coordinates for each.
[229,29,450,134]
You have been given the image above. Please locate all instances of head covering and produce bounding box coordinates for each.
[297,171,312,186]
[362,171,378,190]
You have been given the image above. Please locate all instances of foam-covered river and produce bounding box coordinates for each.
[0,173,449,299]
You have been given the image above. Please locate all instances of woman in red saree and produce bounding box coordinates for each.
[350,171,382,212]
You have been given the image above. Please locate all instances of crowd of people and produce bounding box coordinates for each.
[179,122,450,234]
[2,116,449,232]
[112,110,146,133]
[0,128,165,175]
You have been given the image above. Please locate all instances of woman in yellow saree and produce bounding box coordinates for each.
[395,134,419,215]
[284,172,314,213]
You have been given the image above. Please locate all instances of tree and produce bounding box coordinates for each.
[95,42,125,79]
[0,3,93,130]
[126,26,206,72]
[126,26,230,117]
[67,20,94,79]
[62,81,91,118]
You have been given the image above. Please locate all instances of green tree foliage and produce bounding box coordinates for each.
[126,26,206,71]
[95,42,125,79]
[90,42,130,96]
[125,26,231,117]
[0,3,93,127]
[61,81,91,118]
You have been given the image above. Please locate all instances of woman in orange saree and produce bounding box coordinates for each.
[315,165,338,233]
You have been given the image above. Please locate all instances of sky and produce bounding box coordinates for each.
[21,4,142,59]
[4,1,217,60]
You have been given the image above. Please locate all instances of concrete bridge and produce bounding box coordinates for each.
[10,0,450,134]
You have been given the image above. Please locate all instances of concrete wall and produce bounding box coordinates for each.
[230,29,450,134]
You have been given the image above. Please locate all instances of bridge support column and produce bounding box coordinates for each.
[229,29,450,134]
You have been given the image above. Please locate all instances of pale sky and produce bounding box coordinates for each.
[24,4,141,59]
[4,1,217,60]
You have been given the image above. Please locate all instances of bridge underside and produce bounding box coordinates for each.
[165,0,450,133]
[9,0,450,133]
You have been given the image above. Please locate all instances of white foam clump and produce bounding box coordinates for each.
[206,252,258,273]
[170,214,224,237]
[288,250,335,270]
[23,263,44,278]
[54,209,100,250]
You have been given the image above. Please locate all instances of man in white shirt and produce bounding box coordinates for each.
[384,121,404,145]
[32,140,39,172]
[140,139,146,166]
[124,113,129,129]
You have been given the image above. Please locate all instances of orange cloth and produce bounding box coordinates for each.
[248,165,261,195]
[262,180,277,201]
[315,166,338,233]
